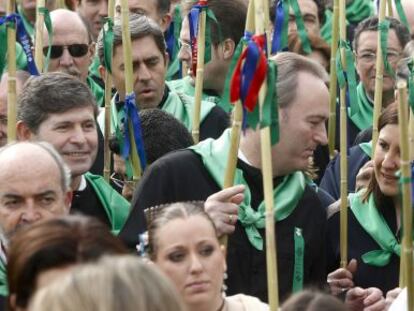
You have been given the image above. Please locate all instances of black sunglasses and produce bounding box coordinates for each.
[43,44,89,59]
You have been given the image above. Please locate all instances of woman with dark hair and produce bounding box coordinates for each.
[7,215,128,311]
[147,202,268,311]
[326,102,403,296]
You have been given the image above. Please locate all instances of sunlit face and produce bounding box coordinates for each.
[77,0,108,39]
[178,17,228,94]
[0,148,71,239]
[355,30,403,99]
[33,107,98,179]
[112,36,168,108]
[272,71,329,176]
[154,215,226,310]
[373,124,400,197]
[288,0,320,35]
[43,14,93,83]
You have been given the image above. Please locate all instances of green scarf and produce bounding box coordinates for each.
[167,76,221,105]
[0,257,7,296]
[98,90,216,136]
[345,0,374,24]
[349,191,400,267]
[348,83,373,131]
[359,141,372,158]
[190,129,306,251]
[88,56,101,81]
[85,173,130,235]
[86,76,104,107]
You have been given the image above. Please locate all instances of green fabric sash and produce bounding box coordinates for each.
[359,141,372,158]
[190,129,306,250]
[349,191,400,267]
[98,90,216,136]
[86,76,104,107]
[348,83,373,131]
[0,257,7,296]
[345,0,374,24]
[167,76,221,105]
[0,24,28,76]
[89,56,101,81]
[85,172,130,235]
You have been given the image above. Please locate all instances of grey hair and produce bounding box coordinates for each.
[270,52,329,109]
[0,141,71,192]
[97,13,167,67]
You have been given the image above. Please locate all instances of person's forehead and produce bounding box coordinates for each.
[357,29,402,51]
[49,16,89,44]
[43,106,95,123]
[290,0,318,16]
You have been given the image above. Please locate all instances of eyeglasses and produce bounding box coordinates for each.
[177,39,192,54]
[110,172,136,189]
[43,44,89,59]
[357,51,401,64]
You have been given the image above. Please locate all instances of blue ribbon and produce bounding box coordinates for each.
[122,93,147,170]
[0,13,38,75]
[272,0,285,54]
[165,21,175,62]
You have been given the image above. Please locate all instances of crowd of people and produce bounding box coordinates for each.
[0,0,414,310]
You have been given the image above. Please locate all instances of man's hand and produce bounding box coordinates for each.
[355,160,374,192]
[327,259,357,295]
[345,287,385,311]
[204,185,245,237]
[384,287,402,310]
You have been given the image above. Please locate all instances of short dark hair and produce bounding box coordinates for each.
[109,108,193,164]
[182,0,247,46]
[270,0,326,26]
[97,13,166,66]
[156,0,171,16]
[281,289,347,311]
[353,16,411,52]
[7,215,128,309]
[17,72,98,133]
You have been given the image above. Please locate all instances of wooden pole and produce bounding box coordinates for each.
[338,0,348,269]
[34,0,45,72]
[191,0,207,144]
[220,0,255,248]
[120,0,142,181]
[386,0,393,16]
[397,80,413,309]
[372,0,386,147]
[255,0,278,308]
[6,0,16,142]
[328,0,339,157]
[103,0,115,183]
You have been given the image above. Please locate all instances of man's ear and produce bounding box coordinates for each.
[88,42,96,64]
[16,121,34,141]
[164,52,170,69]
[64,190,73,213]
[98,64,106,80]
[222,38,236,61]
[160,13,172,32]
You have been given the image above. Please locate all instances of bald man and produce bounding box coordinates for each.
[0,71,30,147]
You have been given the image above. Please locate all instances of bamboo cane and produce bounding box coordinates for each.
[338,0,348,269]
[328,0,339,158]
[120,0,142,181]
[409,111,414,161]
[34,0,45,72]
[103,0,115,183]
[386,0,393,16]
[397,80,413,310]
[220,0,255,249]
[6,0,16,142]
[255,0,279,308]
[191,0,207,144]
[372,0,387,147]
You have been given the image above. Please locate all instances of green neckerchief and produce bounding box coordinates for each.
[84,172,130,235]
[0,256,7,296]
[359,141,372,158]
[89,56,101,81]
[190,129,306,251]
[98,90,216,135]
[349,191,400,267]
[86,76,104,107]
[167,76,221,105]
[345,0,374,24]
[17,6,35,39]
[348,83,373,131]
